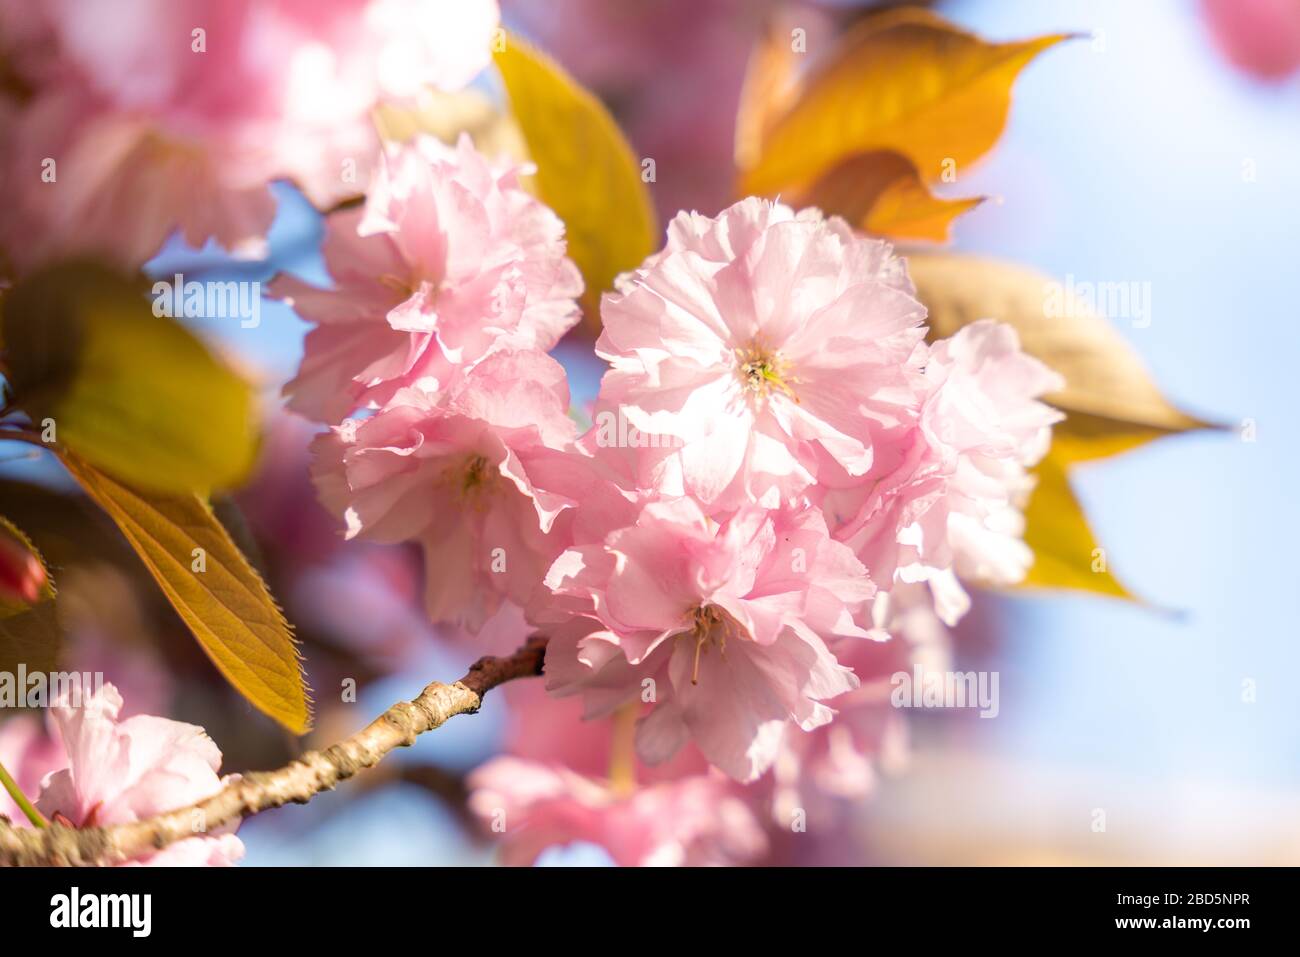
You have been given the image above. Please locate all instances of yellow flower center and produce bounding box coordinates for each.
[736,347,798,403]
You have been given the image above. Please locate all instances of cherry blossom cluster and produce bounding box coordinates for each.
[282,138,1063,861]
[0,0,1064,863]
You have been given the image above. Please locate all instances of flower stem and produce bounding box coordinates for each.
[607,702,639,797]
[0,758,46,828]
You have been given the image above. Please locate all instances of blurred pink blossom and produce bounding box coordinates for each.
[32,683,243,865]
[0,716,64,827]
[468,757,766,866]
[496,679,710,781]
[0,0,500,270]
[770,619,912,817]
[1201,0,1300,80]
[502,0,821,217]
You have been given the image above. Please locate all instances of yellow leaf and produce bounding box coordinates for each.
[906,253,1221,459]
[60,452,311,733]
[1020,447,1133,600]
[739,8,1070,195]
[0,261,259,493]
[864,178,983,243]
[495,33,657,331]
[794,149,984,242]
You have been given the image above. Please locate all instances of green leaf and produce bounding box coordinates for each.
[59,451,311,733]
[0,260,258,493]
[495,33,658,331]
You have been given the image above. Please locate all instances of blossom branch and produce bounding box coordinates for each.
[0,635,548,867]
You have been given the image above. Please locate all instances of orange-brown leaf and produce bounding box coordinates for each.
[59,452,311,733]
[739,9,1071,195]
[734,17,805,171]
[796,150,984,242]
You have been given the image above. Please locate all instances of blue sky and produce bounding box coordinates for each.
[937,0,1300,791]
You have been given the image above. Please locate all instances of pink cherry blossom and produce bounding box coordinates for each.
[272,135,583,423]
[822,320,1064,625]
[468,757,765,866]
[0,0,500,270]
[0,716,65,827]
[313,350,585,631]
[595,197,926,510]
[32,683,243,866]
[540,496,879,782]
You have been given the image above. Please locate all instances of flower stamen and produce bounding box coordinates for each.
[736,347,799,403]
[462,454,491,493]
[684,604,736,685]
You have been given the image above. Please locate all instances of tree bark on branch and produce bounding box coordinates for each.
[0,635,548,866]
